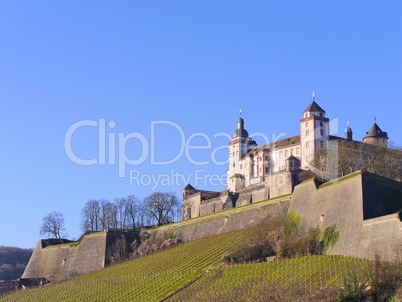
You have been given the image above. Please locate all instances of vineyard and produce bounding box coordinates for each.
[0,228,251,302]
[0,228,377,301]
[167,256,372,301]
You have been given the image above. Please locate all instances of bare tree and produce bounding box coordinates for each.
[81,199,101,232]
[115,198,127,229]
[99,199,118,231]
[310,139,402,181]
[126,194,139,230]
[40,211,66,242]
[143,192,179,225]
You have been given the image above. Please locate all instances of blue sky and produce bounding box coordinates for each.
[0,1,401,248]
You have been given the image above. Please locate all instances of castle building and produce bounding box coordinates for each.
[183,94,389,219]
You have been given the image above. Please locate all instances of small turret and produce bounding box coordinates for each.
[344,121,353,140]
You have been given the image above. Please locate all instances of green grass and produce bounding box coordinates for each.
[44,241,79,249]
[318,171,362,189]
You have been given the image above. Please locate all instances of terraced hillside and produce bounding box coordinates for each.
[1,229,251,302]
[167,255,371,301]
[1,228,373,302]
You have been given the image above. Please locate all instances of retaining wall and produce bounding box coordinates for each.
[289,172,402,259]
[154,195,292,242]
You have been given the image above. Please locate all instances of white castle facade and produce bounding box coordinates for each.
[182,95,389,219]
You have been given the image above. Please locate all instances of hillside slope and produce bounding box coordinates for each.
[1,229,251,301]
[0,247,32,281]
[1,228,374,302]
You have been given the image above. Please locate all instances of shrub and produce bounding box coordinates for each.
[337,254,402,301]
[223,215,285,263]
[397,209,402,222]
[166,231,176,240]
[284,210,301,237]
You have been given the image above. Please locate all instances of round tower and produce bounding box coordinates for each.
[363,120,388,147]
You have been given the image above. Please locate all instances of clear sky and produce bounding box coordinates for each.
[0,1,401,249]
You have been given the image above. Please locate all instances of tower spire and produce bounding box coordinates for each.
[312,91,316,102]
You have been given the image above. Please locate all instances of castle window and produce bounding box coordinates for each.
[265,156,268,161]
[320,122,323,127]
[291,148,294,155]
[320,140,324,148]
[306,130,309,136]
[240,164,242,169]
[285,150,288,157]
[320,113,323,117]
[265,167,269,173]
[233,163,235,167]
[296,147,299,154]
[320,129,324,136]
[306,122,308,127]
[279,151,283,158]
[306,142,309,149]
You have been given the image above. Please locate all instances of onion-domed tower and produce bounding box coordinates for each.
[227,115,256,191]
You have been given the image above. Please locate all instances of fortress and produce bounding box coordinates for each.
[182,94,391,219]
[21,94,401,284]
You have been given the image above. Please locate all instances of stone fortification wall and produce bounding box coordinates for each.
[289,172,402,260]
[183,171,298,219]
[362,174,402,219]
[199,192,236,216]
[265,171,297,197]
[23,232,114,282]
[154,195,291,243]
[183,192,201,219]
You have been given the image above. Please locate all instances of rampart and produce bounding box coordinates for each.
[22,171,402,285]
[22,230,137,282]
[154,194,292,242]
[289,172,402,260]
[183,170,298,219]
